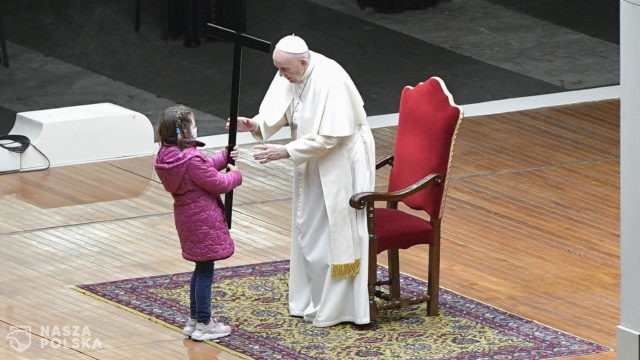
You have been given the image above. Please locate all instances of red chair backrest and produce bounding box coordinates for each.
[388,77,462,219]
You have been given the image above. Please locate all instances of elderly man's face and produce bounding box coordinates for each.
[273,50,307,84]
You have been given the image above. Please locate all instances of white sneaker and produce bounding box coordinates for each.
[183,318,197,337]
[191,318,231,341]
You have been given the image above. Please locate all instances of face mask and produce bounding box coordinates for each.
[191,127,198,139]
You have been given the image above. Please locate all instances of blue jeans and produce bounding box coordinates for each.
[190,260,214,324]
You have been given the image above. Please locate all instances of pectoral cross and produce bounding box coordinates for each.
[206,6,272,228]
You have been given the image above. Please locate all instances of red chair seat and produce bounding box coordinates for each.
[374,208,433,254]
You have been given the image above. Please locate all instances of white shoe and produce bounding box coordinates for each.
[191,318,231,341]
[183,318,197,337]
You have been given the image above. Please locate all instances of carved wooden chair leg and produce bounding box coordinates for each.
[387,248,401,302]
[427,220,441,316]
[368,253,378,321]
[367,203,379,322]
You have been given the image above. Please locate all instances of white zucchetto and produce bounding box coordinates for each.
[275,35,309,54]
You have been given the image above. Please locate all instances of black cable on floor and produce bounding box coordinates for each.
[0,134,51,174]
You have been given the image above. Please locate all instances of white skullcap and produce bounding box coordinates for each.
[275,35,308,54]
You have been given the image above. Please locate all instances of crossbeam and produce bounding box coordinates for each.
[206,23,271,53]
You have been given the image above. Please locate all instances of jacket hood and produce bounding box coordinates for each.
[154,145,203,193]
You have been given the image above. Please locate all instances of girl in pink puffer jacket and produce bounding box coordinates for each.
[154,105,242,342]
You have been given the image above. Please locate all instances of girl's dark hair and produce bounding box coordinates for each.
[157,105,195,150]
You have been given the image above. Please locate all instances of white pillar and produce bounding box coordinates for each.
[619,1,640,359]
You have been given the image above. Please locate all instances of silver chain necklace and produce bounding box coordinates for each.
[291,66,314,127]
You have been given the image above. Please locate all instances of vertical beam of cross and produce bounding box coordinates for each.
[206,14,271,228]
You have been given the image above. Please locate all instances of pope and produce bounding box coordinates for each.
[232,34,375,327]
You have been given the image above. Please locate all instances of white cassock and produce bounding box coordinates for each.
[251,51,375,327]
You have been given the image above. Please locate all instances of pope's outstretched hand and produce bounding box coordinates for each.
[253,144,289,164]
[226,116,257,132]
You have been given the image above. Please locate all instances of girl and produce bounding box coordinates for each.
[154,105,242,341]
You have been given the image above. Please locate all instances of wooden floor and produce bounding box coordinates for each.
[0,100,619,359]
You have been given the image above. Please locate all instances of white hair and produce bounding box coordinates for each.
[274,49,309,62]
[293,51,310,61]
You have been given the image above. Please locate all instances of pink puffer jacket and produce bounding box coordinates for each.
[154,144,242,262]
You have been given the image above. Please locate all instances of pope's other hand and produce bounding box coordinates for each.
[252,144,289,164]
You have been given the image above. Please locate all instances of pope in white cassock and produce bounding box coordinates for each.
[233,35,376,327]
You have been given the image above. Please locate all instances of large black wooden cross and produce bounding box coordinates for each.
[206,17,272,228]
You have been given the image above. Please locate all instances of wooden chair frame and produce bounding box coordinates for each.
[350,155,443,321]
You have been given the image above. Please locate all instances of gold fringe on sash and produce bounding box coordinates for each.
[331,259,361,278]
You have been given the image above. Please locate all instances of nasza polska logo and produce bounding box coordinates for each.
[39,325,102,349]
[5,326,32,353]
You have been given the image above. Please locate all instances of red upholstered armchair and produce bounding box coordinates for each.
[350,77,463,320]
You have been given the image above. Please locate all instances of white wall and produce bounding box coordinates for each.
[619,0,640,358]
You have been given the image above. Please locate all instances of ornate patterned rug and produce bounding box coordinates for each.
[74,260,609,360]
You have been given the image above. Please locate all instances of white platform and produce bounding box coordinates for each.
[0,103,155,173]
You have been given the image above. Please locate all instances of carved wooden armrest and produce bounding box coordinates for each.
[376,155,394,170]
[349,173,442,210]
